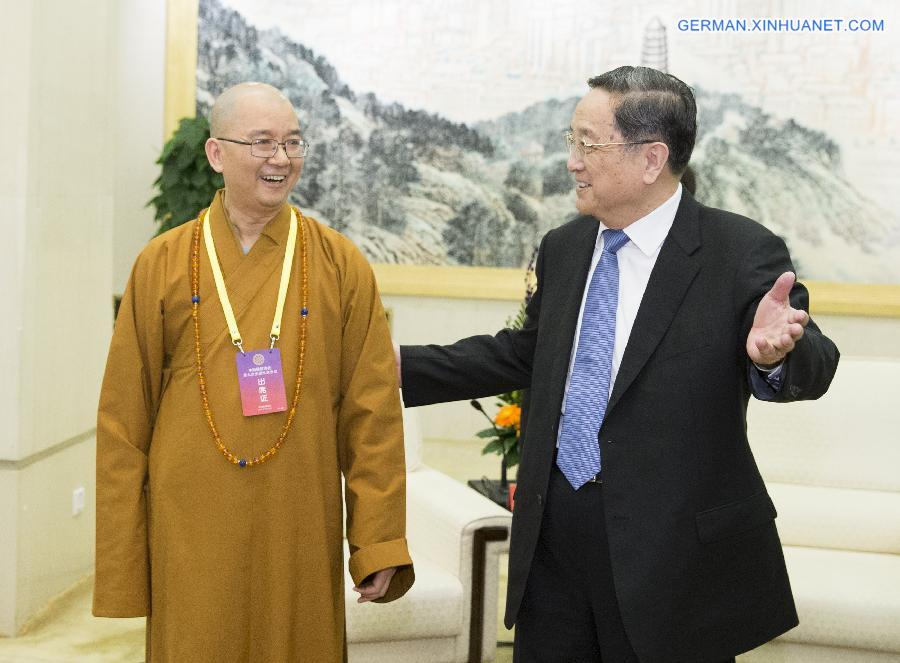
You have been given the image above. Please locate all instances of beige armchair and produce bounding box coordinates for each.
[743,357,900,662]
[345,408,513,663]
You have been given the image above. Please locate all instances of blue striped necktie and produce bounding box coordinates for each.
[557,229,630,489]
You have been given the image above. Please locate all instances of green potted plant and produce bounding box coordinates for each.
[148,115,223,235]
[114,115,222,320]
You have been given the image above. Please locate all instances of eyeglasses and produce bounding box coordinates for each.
[564,130,655,157]
[216,137,309,159]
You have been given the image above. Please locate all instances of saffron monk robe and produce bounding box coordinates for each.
[93,82,414,663]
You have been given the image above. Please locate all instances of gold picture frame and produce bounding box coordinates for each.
[165,0,900,317]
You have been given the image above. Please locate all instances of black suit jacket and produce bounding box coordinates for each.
[401,191,839,662]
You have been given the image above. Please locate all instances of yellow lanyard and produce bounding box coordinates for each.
[202,208,298,353]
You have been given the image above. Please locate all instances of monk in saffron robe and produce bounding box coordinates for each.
[93,82,414,662]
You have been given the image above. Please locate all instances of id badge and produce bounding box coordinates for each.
[236,349,288,417]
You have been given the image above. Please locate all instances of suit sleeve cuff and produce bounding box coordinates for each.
[748,360,785,401]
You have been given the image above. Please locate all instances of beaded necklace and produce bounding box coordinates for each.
[190,208,310,468]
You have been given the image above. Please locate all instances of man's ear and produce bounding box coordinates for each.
[205,137,225,173]
[642,142,670,185]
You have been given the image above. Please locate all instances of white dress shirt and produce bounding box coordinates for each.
[559,185,683,422]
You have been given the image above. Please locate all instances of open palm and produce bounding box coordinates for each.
[746,271,809,368]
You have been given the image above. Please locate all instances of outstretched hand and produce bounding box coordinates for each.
[353,567,397,604]
[746,271,809,368]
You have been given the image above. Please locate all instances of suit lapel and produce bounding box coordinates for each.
[607,193,702,414]
[544,216,600,416]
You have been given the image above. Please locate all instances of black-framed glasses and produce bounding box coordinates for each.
[563,130,656,157]
[216,137,309,158]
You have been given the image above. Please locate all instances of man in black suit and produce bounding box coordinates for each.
[398,66,839,662]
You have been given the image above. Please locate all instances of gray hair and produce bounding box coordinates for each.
[588,66,696,175]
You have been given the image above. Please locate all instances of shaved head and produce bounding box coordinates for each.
[209,82,296,136]
[204,81,304,220]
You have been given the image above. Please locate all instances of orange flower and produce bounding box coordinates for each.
[495,404,521,430]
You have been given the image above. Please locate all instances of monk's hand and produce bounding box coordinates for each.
[353,567,397,604]
[746,271,809,368]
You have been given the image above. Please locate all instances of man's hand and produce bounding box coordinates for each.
[353,567,397,603]
[746,271,809,368]
[393,342,402,386]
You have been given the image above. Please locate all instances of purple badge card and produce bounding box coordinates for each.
[235,349,288,417]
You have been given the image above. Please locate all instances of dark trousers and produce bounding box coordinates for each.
[514,465,638,663]
[513,466,735,663]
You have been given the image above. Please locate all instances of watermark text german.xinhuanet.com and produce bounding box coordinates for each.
[677,18,885,33]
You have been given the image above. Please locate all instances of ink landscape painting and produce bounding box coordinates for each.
[197,0,900,283]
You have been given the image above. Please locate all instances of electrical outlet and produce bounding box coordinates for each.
[72,486,85,517]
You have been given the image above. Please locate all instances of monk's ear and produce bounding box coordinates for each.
[205,137,225,173]
[642,142,669,185]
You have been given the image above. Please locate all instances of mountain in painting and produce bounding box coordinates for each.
[196,0,898,281]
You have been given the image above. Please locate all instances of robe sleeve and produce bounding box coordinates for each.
[335,241,414,603]
[93,245,167,617]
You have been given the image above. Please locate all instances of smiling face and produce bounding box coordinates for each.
[205,85,303,219]
[566,88,650,228]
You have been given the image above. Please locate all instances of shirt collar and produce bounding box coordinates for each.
[597,184,683,257]
[217,188,293,246]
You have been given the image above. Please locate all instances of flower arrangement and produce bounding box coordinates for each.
[473,248,538,471]
[475,396,523,468]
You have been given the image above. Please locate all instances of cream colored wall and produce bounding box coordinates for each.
[0,1,31,462]
[16,436,96,628]
[113,0,166,293]
[0,0,116,636]
[16,4,114,458]
[385,294,900,444]
[0,0,28,632]
[0,473,17,636]
[816,314,900,360]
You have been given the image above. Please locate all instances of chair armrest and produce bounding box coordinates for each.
[407,466,512,573]
[406,465,512,662]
